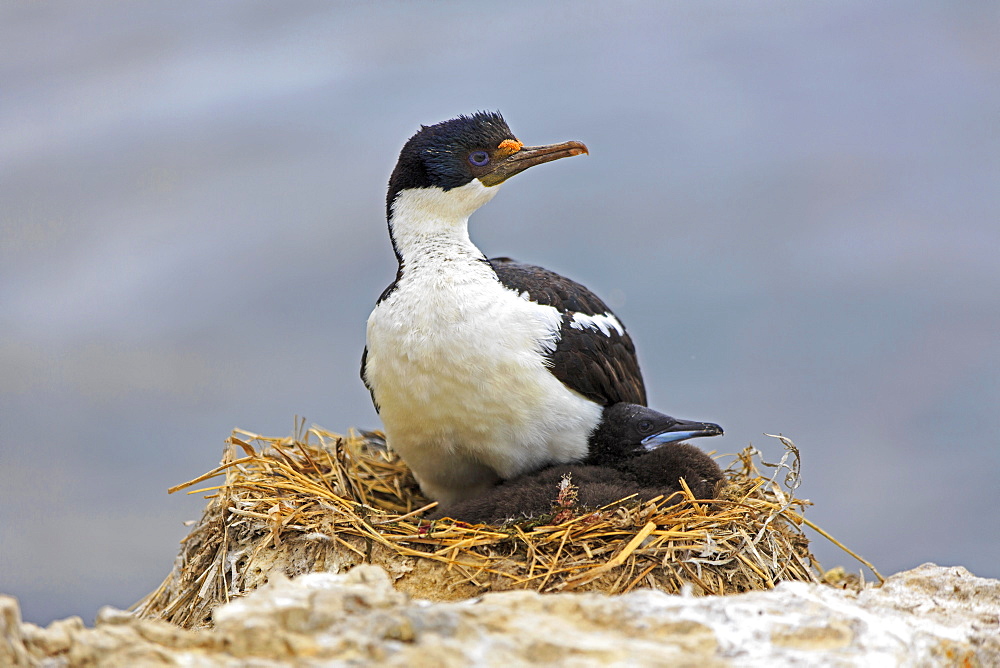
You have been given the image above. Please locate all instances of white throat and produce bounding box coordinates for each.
[388,181,500,266]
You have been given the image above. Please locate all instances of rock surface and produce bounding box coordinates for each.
[3,563,998,666]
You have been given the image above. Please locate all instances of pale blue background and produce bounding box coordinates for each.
[2,1,997,625]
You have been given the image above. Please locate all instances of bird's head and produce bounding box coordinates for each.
[386,111,588,223]
[587,403,724,467]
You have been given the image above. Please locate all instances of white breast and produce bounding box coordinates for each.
[364,183,602,503]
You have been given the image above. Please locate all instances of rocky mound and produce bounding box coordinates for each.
[4,564,998,666]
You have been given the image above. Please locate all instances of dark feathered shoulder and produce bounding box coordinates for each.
[489,258,646,406]
[489,258,613,316]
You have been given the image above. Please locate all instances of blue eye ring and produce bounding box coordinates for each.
[468,151,490,167]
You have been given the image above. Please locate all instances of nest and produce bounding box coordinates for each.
[134,423,880,629]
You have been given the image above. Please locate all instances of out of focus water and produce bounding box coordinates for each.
[2,1,997,625]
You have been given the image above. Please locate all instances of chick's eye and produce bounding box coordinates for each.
[637,420,652,433]
[468,151,490,167]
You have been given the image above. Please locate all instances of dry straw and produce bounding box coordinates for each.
[134,422,881,629]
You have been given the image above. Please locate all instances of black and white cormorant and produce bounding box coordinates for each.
[432,403,725,524]
[362,111,646,504]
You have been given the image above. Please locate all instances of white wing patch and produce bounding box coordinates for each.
[568,311,625,337]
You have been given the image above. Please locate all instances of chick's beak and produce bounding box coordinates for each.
[640,421,724,450]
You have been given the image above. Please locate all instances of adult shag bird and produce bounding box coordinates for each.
[362,111,646,504]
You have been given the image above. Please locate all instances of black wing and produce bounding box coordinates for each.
[361,275,402,415]
[360,346,379,414]
[489,257,646,406]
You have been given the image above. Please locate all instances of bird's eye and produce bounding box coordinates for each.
[637,420,653,433]
[468,151,490,167]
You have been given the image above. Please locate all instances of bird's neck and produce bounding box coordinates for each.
[387,182,500,269]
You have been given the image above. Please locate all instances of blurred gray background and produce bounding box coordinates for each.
[2,1,997,626]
